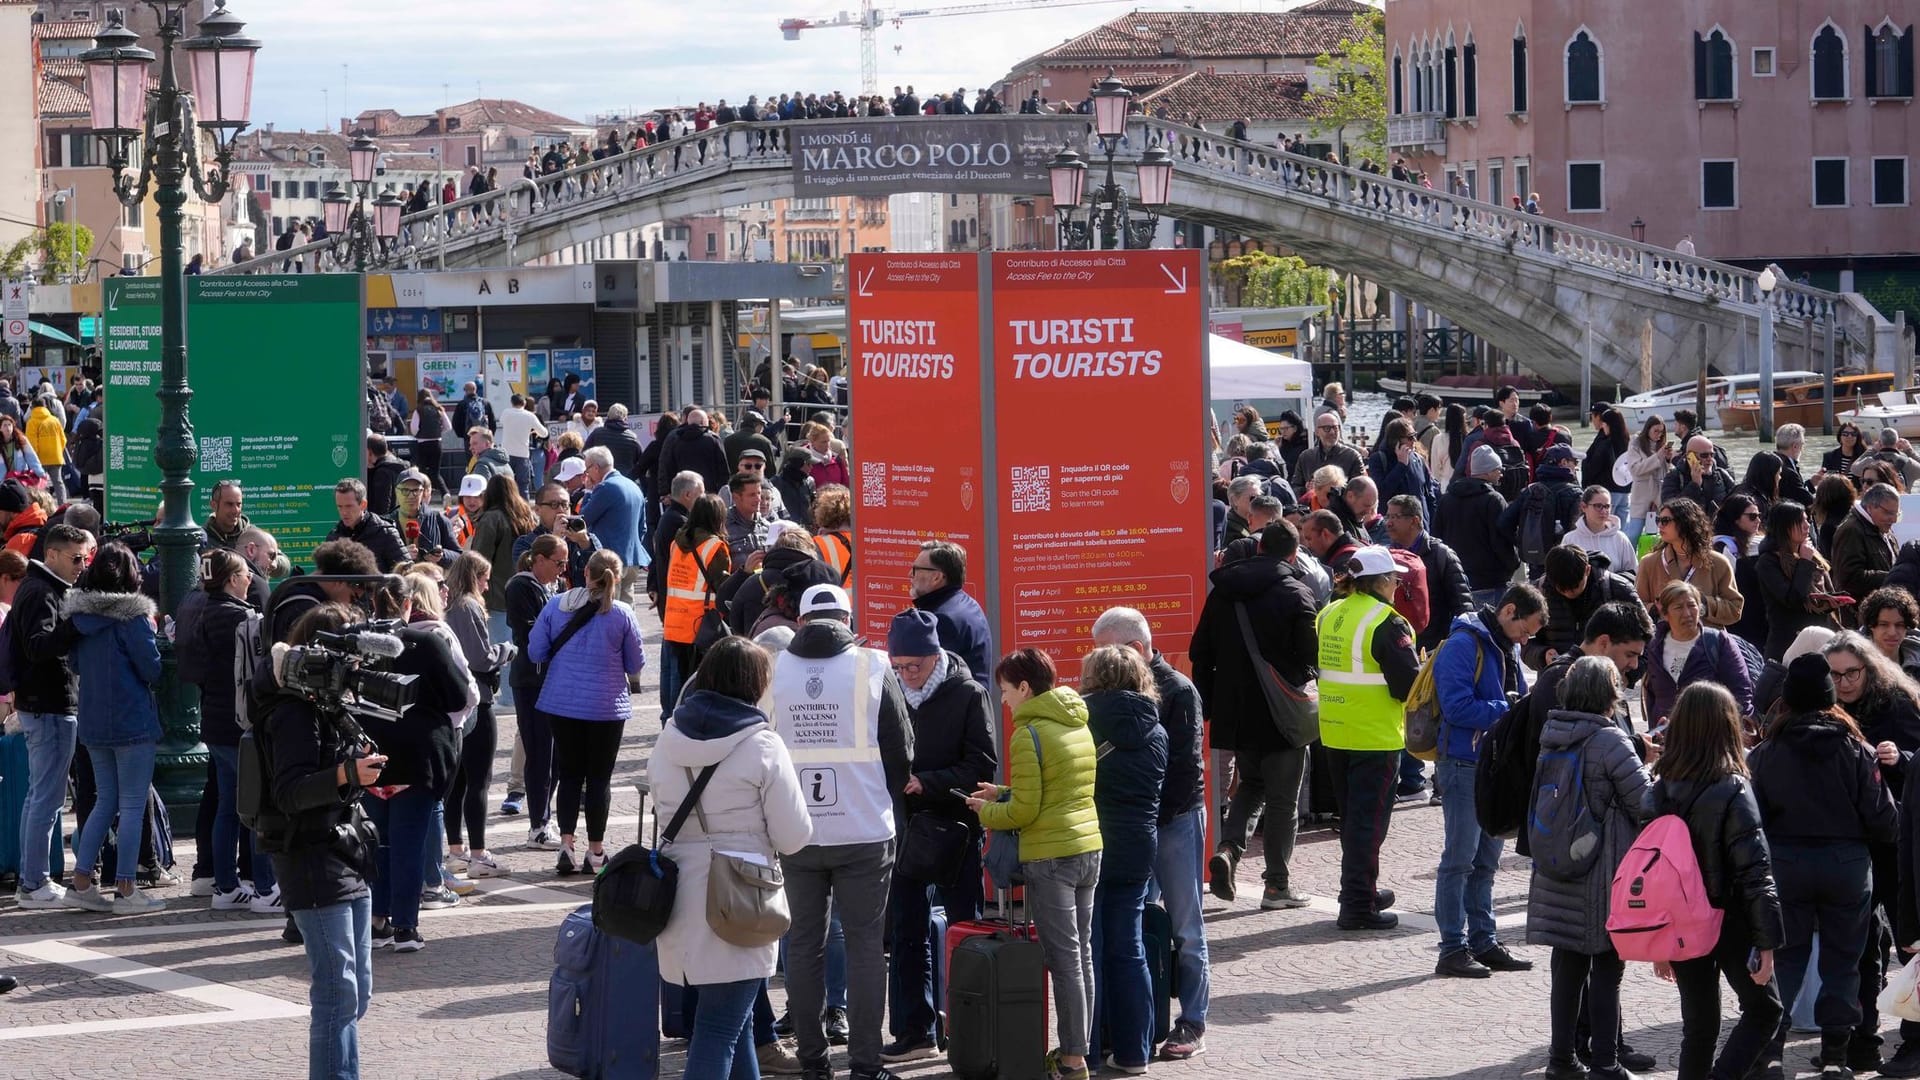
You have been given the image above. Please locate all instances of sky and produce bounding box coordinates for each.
[237,0,1326,133]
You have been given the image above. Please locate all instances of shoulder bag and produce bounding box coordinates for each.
[897,812,973,888]
[592,763,719,945]
[1234,602,1319,747]
[684,766,792,948]
[982,725,1043,889]
[537,602,599,677]
[688,540,733,658]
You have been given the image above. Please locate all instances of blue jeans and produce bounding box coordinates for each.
[1149,806,1210,1030]
[1089,876,1153,1069]
[1470,587,1505,610]
[1434,757,1504,956]
[424,802,447,889]
[887,834,984,1040]
[780,904,848,1010]
[1610,491,1632,526]
[685,977,761,1080]
[291,895,373,1080]
[17,711,75,890]
[486,609,513,709]
[510,456,533,498]
[210,745,276,896]
[364,787,435,930]
[73,741,158,886]
[1396,751,1428,792]
[661,643,689,722]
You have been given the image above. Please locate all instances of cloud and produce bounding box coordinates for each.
[241,0,1308,127]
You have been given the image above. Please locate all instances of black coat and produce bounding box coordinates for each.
[648,501,691,607]
[1778,454,1818,508]
[180,590,253,747]
[1189,555,1318,755]
[1754,548,1840,658]
[1522,568,1639,669]
[1412,533,1474,654]
[1648,775,1784,950]
[1852,689,1920,790]
[261,694,372,913]
[1085,689,1167,883]
[505,571,554,687]
[1433,476,1520,591]
[1748,714,1898,848]
[771,468,815,529]
[367,456,406,517]
[1885,541,1920,597]
[266,577,330,645]
[911,583,992,689]
[657,425,731,499]
[727,546,818,636]
[9,561,78,715]
[1149,652,1204,822]
[637,429,671,499]
[586,419,645,479]
[325,513,407,573]
[902,653,997,822]
[370,624,469,796]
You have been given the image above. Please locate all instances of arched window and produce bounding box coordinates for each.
[1813,25,1847,99]
[1444,34,1459,118]
[1463,38,1479,117]
[1566,29,1601,103]
[1512,28,1528,112]
[1392,51,1404,114]
[1694,29,1735,100]
[1866,23,1915,99]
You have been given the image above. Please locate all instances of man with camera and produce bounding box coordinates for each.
[513,481,600,590]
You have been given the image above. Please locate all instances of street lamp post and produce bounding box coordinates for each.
[321,135,398,272]
[83,1,261,806]
[1047,70,1172,250]
[1757,265,1778,445]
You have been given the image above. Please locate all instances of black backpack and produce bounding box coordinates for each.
[1475,688,1541,841]
[1518,486,1572,566]
[1494,444,1530,503]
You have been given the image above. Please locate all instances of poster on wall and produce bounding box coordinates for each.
[483,350,527,416]
[525,350,550,395]
[551,348,597,404]
[418,352,480,400]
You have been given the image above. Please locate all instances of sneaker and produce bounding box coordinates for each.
[282,917,303,945]
[825,1005,850,1044]
[556,846,579,876]
[445,850,470,872]
[757,1039,804,1075]
[111,887,165,914]
[1542,1061,1587,1080]
[466,852,509,878]
[1435,950,1491,979]
[62,885,114,912]
[391,927,426,953]
[443,874,478,897]
[880,1035,938,1063]
[1108,1060,1148,1076]
[0,974,16,994]
[1260,884,1310,910]
[420,886,461,910]
[249,888,285,915]
[1474,944,1534,972]
[139,864,180,888]
[529,826,563,850]
[190,876,215,897]
[372,923,394,949]
[1335,910,1399,931]
[500,793,525,816]
[1395,785,1430,803]
[583,849,610,875]
[850,1068,901,1080]
[15,880,67,909]
[1044,1049,1092,1080]
[1618,1043,1657,1072]
[1159,1020,1206,1061]
[1207,849,1237,902]
[210,885,257,911]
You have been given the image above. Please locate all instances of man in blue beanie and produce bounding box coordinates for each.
[879,608,998,1065]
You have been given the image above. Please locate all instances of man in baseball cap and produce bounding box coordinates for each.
[765,567,913,1077]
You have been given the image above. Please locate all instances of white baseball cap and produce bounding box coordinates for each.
[553,457,588,483]
[798,583,852,618]
[457,474,487,498]
[1345,545,1399,579]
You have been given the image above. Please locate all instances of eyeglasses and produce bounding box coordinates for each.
[537,500,568,509]
[1585,501,1611,510]
[910,564,939,574]
[1316,424,1339,431]
[1829,664,1867,683]
[891,658,929,676]
[1655,516,1674,526]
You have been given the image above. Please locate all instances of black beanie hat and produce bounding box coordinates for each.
[1782,652,1837,714]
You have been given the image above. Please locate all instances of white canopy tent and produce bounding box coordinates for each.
[1209,332,1315,439]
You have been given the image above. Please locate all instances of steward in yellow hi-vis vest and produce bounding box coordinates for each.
[1311,545,1423,929]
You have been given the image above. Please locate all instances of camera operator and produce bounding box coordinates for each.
[269,541,380,643]
[512,481,598,589]
[258,601,387,1079]
[362,574,477,952]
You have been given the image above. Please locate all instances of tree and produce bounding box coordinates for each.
[40,223,93,281]
[0,237,34,279]
[1306,10,1388,165]
[1217,251,1338,309]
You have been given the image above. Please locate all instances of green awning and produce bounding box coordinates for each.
[27,321,81,347]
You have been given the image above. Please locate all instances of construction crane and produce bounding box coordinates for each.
[780,0,1133,97]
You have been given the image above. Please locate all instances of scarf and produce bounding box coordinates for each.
[902,653,949,711]
[807,445,835,465]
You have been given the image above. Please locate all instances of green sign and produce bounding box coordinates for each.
[104,275,365,564]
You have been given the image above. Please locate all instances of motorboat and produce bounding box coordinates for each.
[1375,374,1567,407]
[1617,371,1820,432]
[1717,372,1897,431]
[1841,391,1920,441]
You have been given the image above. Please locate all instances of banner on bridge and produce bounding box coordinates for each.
[791,117,1086,196]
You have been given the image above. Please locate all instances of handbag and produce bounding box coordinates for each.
[982,725,1043,889]
[1233,602,1319,747]
[591,763,719,946]
[682,767,792,948]
[688,542,733,656]
[896,813,973,887]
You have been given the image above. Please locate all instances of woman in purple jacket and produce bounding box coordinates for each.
[528,548,646,875]
[1642,579,1755,727]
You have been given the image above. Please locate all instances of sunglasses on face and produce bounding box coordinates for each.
[538,500,567,509]
[1656,516,1674,526]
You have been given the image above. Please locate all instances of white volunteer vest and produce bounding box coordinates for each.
[768,647,894,847]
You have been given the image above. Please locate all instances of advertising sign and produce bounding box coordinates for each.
[483,350,528,418]
[418,351,481,399]
[846,253,988,646]
[791,117,1085,197]
[551,348,598,405]
[104,275,364,563]
[988,250,1210,680]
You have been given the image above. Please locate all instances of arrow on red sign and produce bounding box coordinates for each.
[1159,264,1188,295]
[857,268,876,297]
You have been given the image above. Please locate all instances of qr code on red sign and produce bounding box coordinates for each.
[860,461,887,506]
[1011,466,1051,513]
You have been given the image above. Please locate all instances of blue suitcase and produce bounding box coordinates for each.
[0,731,64,884]
[548,904,660,1079]
[930,903,949,1049]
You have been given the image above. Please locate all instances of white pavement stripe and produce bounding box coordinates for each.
[1294,895,1526,934]
[467,876,586,906]
[0,937,306,1041]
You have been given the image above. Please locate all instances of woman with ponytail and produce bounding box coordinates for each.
[508,535,567,848]
[529,548,646,874]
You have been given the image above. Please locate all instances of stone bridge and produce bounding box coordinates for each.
[218,117,1896,392]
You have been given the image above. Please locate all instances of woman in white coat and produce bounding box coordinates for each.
[649,637,812,1080]
[1615,414,1675,544]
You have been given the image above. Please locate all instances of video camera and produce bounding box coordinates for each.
[277,618,420,723]
[100,519,155,553]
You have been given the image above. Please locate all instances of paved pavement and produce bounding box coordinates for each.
[0,615,1818,1079]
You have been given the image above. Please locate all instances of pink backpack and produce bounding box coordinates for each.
[1605,812,1724,962]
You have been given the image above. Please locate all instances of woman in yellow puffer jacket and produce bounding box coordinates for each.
[25,398,66,500]
[968,647,1102,1080]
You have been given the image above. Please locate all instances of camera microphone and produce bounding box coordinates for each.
[353,632,407,660]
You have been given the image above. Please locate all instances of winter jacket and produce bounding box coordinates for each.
[1778,455,1818,508]
[1660,459,1738,517]
[726,546,819,637]
[658,424,731,497]
[1367,447,1434,522]
[2,502,46,556]
[976,686,1102,864]
[1895,764,1920,946]
[1641,624,1754,723]
[1433,476,1520,592]
[1189,555,1318,755]
[581,470,649,570]
[180,590,253,747]
[1748,713,1898,849]
[529,590,647,722]
[585,418,645,479]
[1583,433,1628,495]
[1636,544,1744,629]
[394,506,462,567]
[1885,541,1920,597]
[1436,609,1525,762]
[1754,547,1841,657]
[722,428,777,474]
[771,467,815,530]
[1291,440,1365,495]
[265,578,329,645]
[260,694,373,913]
[902,653,997,822]
[1084,689,1167,882]
[649,501,691,604]
[366,455,405,518]
[62,589,161,748]
[1148,652,1204,823]
[25,406,64,468]
[1522,569,1640,669]
[1524,709,1656,954]
[1832,508,1897,604]
[504,571,555,687]
[1649,775,1784,950]
[911,583,992,689]
[371,623,474,795]
[325,512,407,573]
[469,510,521,613]
[1617,442,1672,522]
[9,560,78,715]
[1566,519,1638,579]
[649,689,813,986]
[1851,689,1920,791]
[469,446,513,483]
[1499,472,1583,569]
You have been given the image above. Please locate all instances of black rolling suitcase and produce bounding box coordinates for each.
[947,893,1049,1080]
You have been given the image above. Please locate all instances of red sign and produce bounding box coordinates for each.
[988,250,1210,681]
[847,253,988,645]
